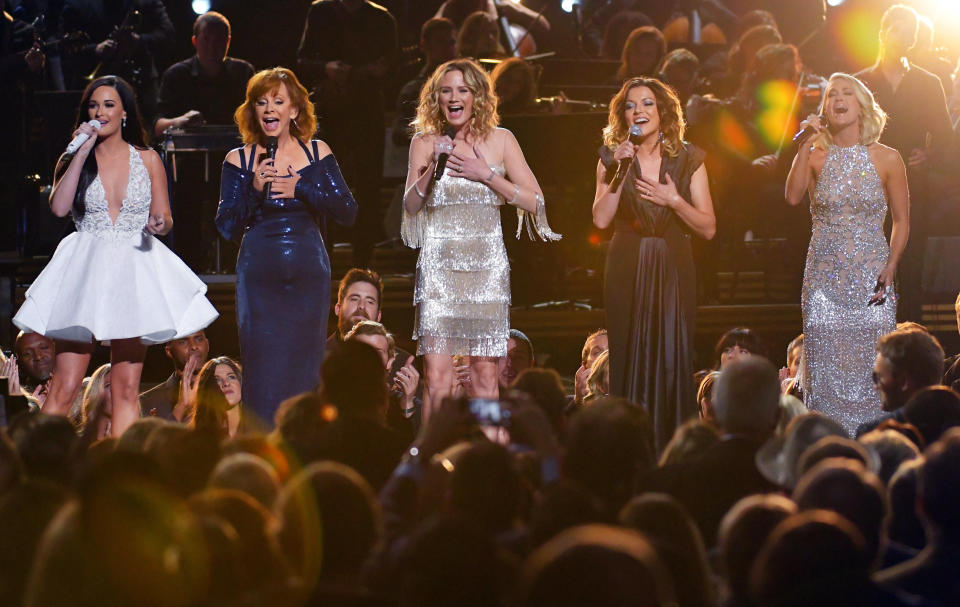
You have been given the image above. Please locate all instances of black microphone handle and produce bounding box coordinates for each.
[792,125,817,144]
[433,152,450,182]
[264,146,278,199]
[610,158,632,189]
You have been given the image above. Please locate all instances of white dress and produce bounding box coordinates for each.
[13,144,218,344]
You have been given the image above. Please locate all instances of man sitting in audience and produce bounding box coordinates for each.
[327,268,385,354]
[139,330,210,422]
[636,356,781,546]
[856,327,945,436]
[12,332,54,406]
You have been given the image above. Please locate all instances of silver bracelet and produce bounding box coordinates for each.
[485,167,495,183]
[414,182,426,199]
[509,183,520,205]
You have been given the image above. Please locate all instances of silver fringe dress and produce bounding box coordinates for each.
[801,144,896,434]
[402,164,560,357]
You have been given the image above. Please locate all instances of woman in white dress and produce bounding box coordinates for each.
[13,76,217,435]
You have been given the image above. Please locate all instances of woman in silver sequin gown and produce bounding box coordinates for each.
[401,59,560,418]
[786,74,909,434]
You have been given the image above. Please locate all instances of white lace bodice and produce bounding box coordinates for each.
[75,144,152,242]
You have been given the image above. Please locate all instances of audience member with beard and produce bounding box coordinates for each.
[139,331,210,422]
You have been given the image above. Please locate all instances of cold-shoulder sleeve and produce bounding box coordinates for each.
[216,161,258,243]
[294,153,358,227]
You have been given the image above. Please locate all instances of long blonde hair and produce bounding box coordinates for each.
[812,73,887,150]
[603,77,685,157]
[411,59,499,139]
[81,363,111,433]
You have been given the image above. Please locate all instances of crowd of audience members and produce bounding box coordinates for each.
[1,279,960,606]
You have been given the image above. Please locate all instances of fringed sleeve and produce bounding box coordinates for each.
[516,192,562,242]
[294,153,358,227]
[216,162,259,244]
[401,205,426,249]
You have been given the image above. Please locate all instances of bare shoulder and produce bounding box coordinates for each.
[311,139,333,161]
[868,142,902,165]
[494,126,518,146]
[224,144,253,168]
[138,147,164,172]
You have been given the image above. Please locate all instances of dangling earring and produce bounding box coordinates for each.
[657,130,664,144]
[122,116,127,128]
[292,117,299,130]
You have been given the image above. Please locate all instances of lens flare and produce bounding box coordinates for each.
[834,7,880,68]
[716,110,754,159]
[754,79,799,150]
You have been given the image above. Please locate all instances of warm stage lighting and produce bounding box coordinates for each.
[827,0,846,6]
[561,0,580,14]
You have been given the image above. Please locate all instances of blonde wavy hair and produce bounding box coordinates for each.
[234,67,317,147]
[812,73,887,150]
[603,77,685,157]
[81,363,111,432]
[412,58,499,139]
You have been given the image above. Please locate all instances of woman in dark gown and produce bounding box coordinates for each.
[217,68,357,427]
[593,77,716,453]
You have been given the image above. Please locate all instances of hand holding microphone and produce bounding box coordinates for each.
[65,120,101,155]
[610,123,644,189]
[793,114,825,144]
[432,125,458,182]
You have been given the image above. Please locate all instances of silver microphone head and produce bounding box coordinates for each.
[628,123,644,142]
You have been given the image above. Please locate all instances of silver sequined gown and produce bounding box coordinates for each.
[801,144,896,433]
[407,166,511,357]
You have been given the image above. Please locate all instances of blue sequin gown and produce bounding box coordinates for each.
[217,140,356,427]
[801,144,896,434]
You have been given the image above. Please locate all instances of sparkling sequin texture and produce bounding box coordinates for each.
[404,167,510,357]
[801,144,896,433]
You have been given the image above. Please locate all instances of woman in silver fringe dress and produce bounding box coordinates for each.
[401,58,560,420]
[785,73,909,434]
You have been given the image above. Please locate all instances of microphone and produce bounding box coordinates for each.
[432,125,458,182]
[64,120,101,155]
[792,116,825,144]
[263,135,279,199]
[611,123,644,189]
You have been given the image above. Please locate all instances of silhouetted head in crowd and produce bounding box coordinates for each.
[399,515,513,607]
[0,430,23,497]
[727,25,782,90]
[13,331,54,386]
[858,428,919,485]
[189,488,289,596]
[750,510,869,607]
[563,397,653,513]
[115,416,168,453]
[275,461,382,588]
[518,524,677,607]
[335,268,383,339]
[209,452,279,510]
[618,494,714,607]
[273,391,337,465]
[192,10,231,67]
[144,424,222,497]
[492,58,538,115]
[696,370,720,421]
[792,459,886,568]
[512,368,568,438]
[658,419,721,466]
[878,3,919,61]
[718,494,796,604]
[0,480,69,607]
[529,480,608,548]
[164,330,210,374]
[918,428,960,541]
[874,328,944,412]
[901,386,960,446]
[755,413,847,489]
[456,11,503,60]
[796,436,876,480]
[739,43,801,101]
[450,441,524,535]
[657,48,700,103]
[739,9,777,33]
[715,326,767,369]
[886,458,926,551]
[775,394,808,436]
[345,320,395,370]
[7,413,77,487]
[321,340,388,420]
[712,356,781,441]
[499,329,534,389]
[420,17,457,70]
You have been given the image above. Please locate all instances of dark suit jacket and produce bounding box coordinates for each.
[138,372,181,421]
[635,436,775,546]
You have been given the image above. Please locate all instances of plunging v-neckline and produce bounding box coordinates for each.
[95,145,132,226]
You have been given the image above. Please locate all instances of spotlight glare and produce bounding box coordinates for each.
[827,0,845,6]
[561,0,580,14]
[192,0,211,15]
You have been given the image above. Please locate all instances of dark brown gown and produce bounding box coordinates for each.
[602,142,705,454]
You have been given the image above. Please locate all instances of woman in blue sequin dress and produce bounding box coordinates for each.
[217,68,357,427]
[785,73,909,433]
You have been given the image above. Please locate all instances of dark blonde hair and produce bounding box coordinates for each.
[412,58,499,139]
[617,26,667,81]
[234,68,317,147]
[603,77,685,157]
